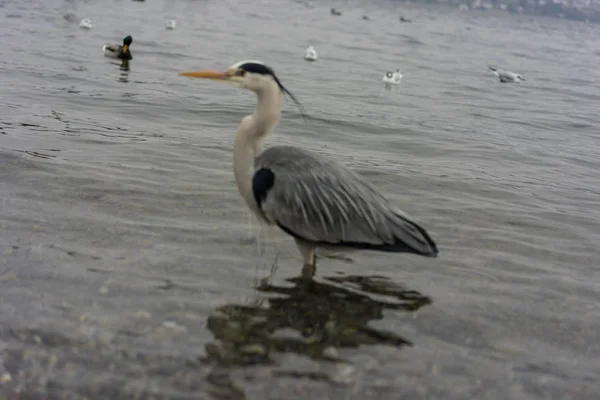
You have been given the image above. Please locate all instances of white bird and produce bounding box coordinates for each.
[304,45,318,62]
[382,70,403,85]
[79,18,93,29]
[488,66,524,83]
[179,60,438,278]
[166,20,177,30]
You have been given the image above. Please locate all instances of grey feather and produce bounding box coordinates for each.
[254,146,438,256]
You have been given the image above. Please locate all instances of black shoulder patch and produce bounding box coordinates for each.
[239,62,275,77]
[252,168,275,207]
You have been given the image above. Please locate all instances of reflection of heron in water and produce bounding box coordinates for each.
[202,274,431,367]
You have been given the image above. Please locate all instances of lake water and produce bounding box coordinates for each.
[1,0,599,398]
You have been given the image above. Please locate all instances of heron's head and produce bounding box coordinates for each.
[180,60,284,93]
[180,60,309,119]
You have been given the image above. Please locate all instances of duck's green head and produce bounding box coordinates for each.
[121,35,131,51]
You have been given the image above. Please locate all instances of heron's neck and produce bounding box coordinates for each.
[232,83,282,216]
[235,83,282,158]
[253,84,282,139]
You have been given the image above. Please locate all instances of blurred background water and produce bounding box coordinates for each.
[1,0,600,398]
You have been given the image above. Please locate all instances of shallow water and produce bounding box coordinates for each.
[1,0,600,398]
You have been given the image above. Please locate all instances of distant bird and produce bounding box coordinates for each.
[179,60,438,277]
[331,8,342,16]
[63,12,76,22]
[304,45,318,62]
[362,15,370,20]
[382,69,403,85]
[166,20,177,30]
[103,35,133,60]
[488,66,524,83]
[400,16,412,23]
[79,18,93,29]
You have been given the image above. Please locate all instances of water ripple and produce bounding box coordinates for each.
[0,0,599,399]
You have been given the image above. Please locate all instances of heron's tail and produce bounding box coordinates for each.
[387,210,438,257]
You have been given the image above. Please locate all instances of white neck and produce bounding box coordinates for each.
[232,80,282,218]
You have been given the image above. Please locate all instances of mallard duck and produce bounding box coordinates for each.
[102,35,133,60]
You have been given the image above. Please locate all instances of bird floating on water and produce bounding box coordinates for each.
[166,20,177,30]
[79,18,93,29]
[382,70,403,84]
[304,45,318,62]
[179,60,438,278]
[331,8,342,16]
[362,15,370,20]
[63,12,76,22]
[400,16,412,23]
[488,66,524,83]
[103,35,133,60]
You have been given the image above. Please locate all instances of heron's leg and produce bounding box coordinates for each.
[301,263,316,279]
[295,239,316,279]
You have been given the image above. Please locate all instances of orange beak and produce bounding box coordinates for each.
[179,70,229,80]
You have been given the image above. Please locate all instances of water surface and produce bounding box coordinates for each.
[1,0,599,398]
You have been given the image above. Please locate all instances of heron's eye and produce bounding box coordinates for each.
[236,69,246,77]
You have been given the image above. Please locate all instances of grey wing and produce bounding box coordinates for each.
[253,146,438,257]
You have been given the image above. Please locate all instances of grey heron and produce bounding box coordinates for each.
[180,60,438,277]
[488,66,525,83]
